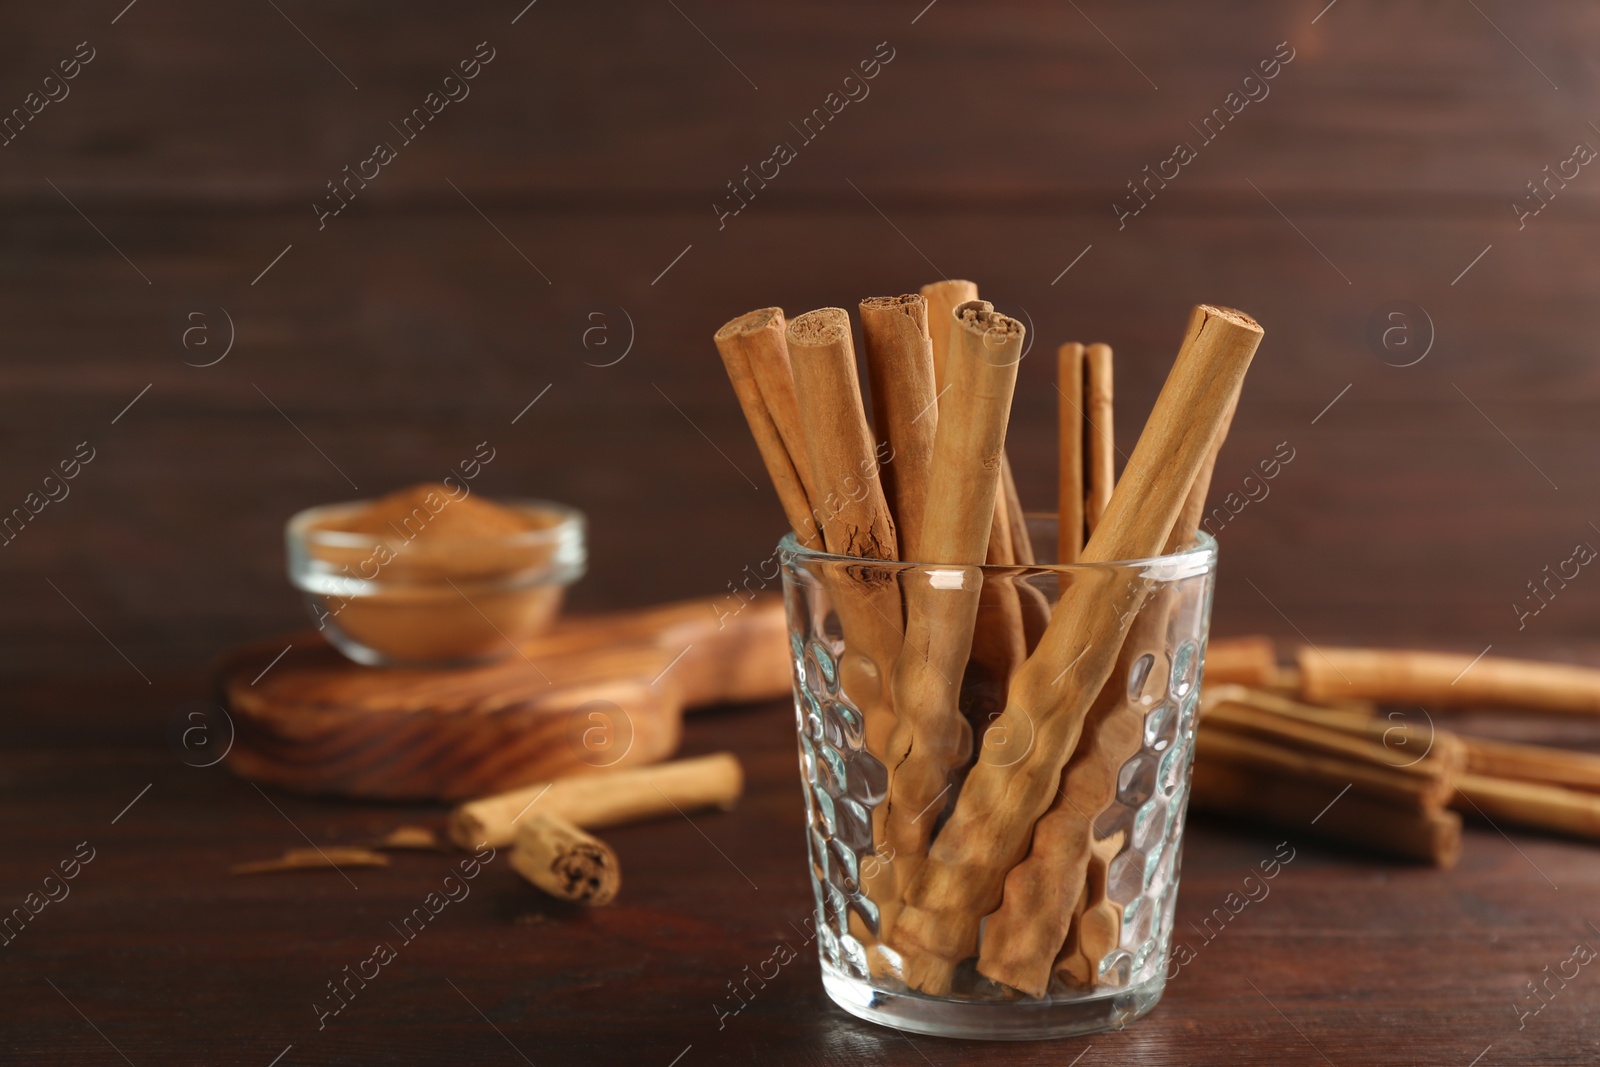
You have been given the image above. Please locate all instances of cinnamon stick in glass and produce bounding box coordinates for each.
[788,308,899,560]
[881,301,1024,914]
[1057,342,1086,564]
[979,387,1236,996]
[1051,829,1126,988]
[1084,343,1115,534]
[889,305,1264,995]
[921,278,1031,565]
[999,456,1034,565]
[1299,647,1600,717]
[713,308,821,548]
[920,279,978,397]
[860,295,938,560]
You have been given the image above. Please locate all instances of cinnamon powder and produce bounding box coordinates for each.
[301,483,577,665]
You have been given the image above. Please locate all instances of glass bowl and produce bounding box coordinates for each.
[286,496,585,667]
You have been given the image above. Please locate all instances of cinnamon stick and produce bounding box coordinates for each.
[1464,735,1600,793]
[788,308,899,560]
[889,304,1264,994]
[978,382,1241,996]
[1056,343,1086,564]
[999,455,1035,565]
[1204,635,1278,687]
[1299,647,1600,717]
[1196,728,1450,809]
[920,279,978,397]
[860,295,938,560]
[231,846,391,875]
[882,301,1024,914]
[977,601,1165,996]
[1083,343,1115,534]
[1190,760,1461,867]
[1455,773,1600,841]
[713,308,820,548]
[922,279,1029,569]
[512,811,620,905]
[447,753,743,849]
[1051,830,1126,988]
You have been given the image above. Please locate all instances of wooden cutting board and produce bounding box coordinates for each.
[218,594,792,801]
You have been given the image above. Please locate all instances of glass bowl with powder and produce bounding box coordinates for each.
[286,483,585,667]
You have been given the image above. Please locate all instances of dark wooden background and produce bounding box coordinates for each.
[6,1,1600,1063]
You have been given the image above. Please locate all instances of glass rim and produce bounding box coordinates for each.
[779,515,1216,574]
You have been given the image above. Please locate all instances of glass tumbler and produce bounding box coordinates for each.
[779,517,1217,1040]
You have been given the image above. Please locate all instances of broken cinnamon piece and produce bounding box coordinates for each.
[231,846,390,875]
[512,812,621,905]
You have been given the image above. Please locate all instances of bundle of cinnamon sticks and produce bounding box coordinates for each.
[715,285,1264,999]
[1197,638,1600,860]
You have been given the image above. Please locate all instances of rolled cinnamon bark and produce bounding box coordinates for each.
[977,601,1166,996]
[1084,343,1115,534]
[889,305,1264,994]
[920,279,978,396]
[788,308,899,560]
[979,383,1239,996]
[1057,343,1086,564]
[999,455,1035,565]
[1464,735,1600,793]
[881,301,1024,914]
[512,811,620,905]
[1202,699,1461,781]
[447,753,743,849]
[860,295,938,561]
[1203,635,1278,687]
[714,308,820,547]
[1051,830,1126,988]
[1299,647,1600,717]
[1455,773,1600,840]
[1197,728,1451,809]
[1190,760,1461,867]
[921,279,1029,569]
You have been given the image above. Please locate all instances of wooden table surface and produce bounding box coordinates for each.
[8,0,1600,1062]
[7,678,1600,1066]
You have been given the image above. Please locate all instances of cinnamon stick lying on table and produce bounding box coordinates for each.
[860,295,938,560]
[882,301,1024,915]
[512,812,621,905]
[231,846,391,875]
[1057,342,1086,564]
[1083,343,1115,533]
[1191,760,1462,867]
[1204,635,1279,687]
[889,304,1265,995]
[1456,773,1600,841]
[1197,717,1454,809]
[713,309,820,548]
[447,753,743,849]
[1464,735,1600,793]
[1299,647,1600,717]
